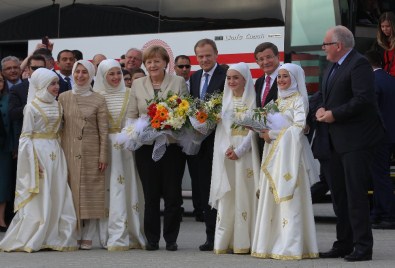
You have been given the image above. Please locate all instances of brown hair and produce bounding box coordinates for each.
[377,12,395,51]
[142,46,169,66]
[194,39,218,54]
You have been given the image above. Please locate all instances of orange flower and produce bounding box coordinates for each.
[196,111,208,123]
[151,117,161,129]
[155,106,169,121]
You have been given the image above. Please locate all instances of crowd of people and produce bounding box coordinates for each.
[0,11,394,262]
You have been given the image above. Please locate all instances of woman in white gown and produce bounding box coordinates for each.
[209,62,260,254]
[251,63,319,260]
[0,68,78,252]
[93,59,146,250]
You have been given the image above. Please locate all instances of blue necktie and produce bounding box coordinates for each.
[64,76,72,89]
[200,73,209,99]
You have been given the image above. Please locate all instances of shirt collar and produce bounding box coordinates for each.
[202,63,218,78]
[337,49,352,66]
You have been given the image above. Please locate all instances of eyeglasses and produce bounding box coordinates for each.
[256,55,276,63]
[322,42,338,47]
[176,65,191,69]
[124,78,132,81]
[30,66,43,71]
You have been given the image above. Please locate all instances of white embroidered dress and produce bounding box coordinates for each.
[94,59,146,250]
[209,63,260,254]
[0,99,78,252]
[251,92,319,259]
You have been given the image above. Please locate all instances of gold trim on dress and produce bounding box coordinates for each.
[107,245,130,251]
[251,251,319,260]
[261,129,296,204]
[14,148,40,212]
[31,133,58,139]
[107,90,130,130]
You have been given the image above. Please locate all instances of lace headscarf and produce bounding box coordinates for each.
[277,63,309,113]
[93,59,125,94]
[26,68,58,104]
[71,60,95,96]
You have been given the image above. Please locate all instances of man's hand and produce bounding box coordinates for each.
[316,109,335,123]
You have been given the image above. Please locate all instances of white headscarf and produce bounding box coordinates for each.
[71,60,95,96]
[221,62,256,132]
[209,62,257,209]
[26,68,58,104]
[92,59,125,94]
[277,63,309,113]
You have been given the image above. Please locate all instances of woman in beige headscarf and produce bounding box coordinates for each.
[93,59,146,251]
[0,68,78,252]
[58,60,108,250]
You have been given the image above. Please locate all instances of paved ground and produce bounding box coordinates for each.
[1,203,395,268]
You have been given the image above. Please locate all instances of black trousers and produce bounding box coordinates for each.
[188,132,217,242]
[370,142,395,222]
[327,147,374,253]
[186,155,203,215]
[135,144,186,244]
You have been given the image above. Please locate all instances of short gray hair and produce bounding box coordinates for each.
[126,48,142,58]
[1,56,20,69]
[332,25,355,49]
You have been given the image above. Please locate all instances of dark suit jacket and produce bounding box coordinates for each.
[309,91,331,160]
[374,69,395,143]
[319,49,384,153]
[55,71,71,95]
[190,64,226,99]
[8,80,29,150]
[254,75,278,108]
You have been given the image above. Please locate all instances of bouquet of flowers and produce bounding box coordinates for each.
[232,100,289,132]
[117,93,194,161]
[147,93,193,131]
[188,91,223,135]
[174,92,223,155]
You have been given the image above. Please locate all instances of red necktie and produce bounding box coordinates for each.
[261,75,271,106]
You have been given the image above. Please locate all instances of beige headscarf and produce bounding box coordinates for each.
[92,59,125,94]
[26,68,58,104]
[71,60,95,96]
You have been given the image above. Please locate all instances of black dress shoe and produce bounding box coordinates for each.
[166,242,178,251]
[319,247,352,258]
[344,249,372,262]
[199,241,214,251]
[372,221,395,230]
[0,226,7,232]
[145,242,159,251]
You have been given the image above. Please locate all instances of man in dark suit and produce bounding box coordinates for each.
[189,39,226,251]
[253,42,280,158]
[56,50,75,94]
[1,56,22,92]
[317,26,385,262]
[365,50,395,229]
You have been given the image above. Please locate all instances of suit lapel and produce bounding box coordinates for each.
[191,69,203,98]
[324,49,356,100]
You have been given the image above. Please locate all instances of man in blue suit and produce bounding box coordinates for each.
[365,50,395,230]
[189,39,226,251]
